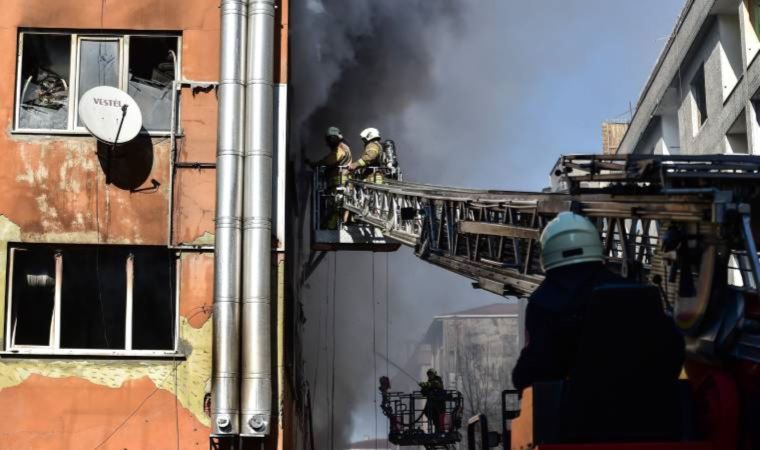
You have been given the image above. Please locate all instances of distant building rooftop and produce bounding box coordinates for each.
[435,302,519,319]
[346,438,392,449]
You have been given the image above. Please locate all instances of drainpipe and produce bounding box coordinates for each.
[212,0,247,436]
[166,50,179,247]
[241,0,275,437]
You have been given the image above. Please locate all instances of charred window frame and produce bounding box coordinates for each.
[14,31,181,135]
[3,244,180,357]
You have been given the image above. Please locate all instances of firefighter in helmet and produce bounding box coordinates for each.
[419,368,445,434]
[309,126,352,229]
[348,127,384,184]
[511,212,684,392]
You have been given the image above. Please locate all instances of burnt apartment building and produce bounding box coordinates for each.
[618,0,760,156]
[0,1,307,449]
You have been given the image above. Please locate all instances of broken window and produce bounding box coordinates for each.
[128,36,177,132]
[15,31,180,133]
[5,244,177,356]
[17,33,72,130]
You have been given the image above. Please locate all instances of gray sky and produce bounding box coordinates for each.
[294,0,686,445]
[398,0,685,191]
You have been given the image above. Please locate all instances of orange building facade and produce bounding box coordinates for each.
[0,1,301,448]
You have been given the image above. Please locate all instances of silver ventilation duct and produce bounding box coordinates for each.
[241,0,275,437]
[212,0,247,436]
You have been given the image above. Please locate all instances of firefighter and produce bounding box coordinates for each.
[308,126,352,229]
[511,212,684,392]
[419,369,445,434]
[348,127,384,184]
[378,376,395,428]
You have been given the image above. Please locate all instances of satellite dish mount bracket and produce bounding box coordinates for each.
[105,104,129,185]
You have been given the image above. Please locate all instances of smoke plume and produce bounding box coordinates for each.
[291,1,490,447]
[292,1,463,151]
[291,0,684,447]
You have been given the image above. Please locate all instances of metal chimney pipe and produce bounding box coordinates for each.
[241,0,275,437]
[212,0,247,436]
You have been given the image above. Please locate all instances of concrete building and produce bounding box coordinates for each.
[617,0,760,156]
[398,303,520,428]
[0,1,307,449]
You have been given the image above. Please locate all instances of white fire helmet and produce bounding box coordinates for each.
[360,127,381,142]
[539,212,603,271]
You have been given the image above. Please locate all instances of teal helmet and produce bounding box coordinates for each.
[325,126,343,140]
[539,212,603,271]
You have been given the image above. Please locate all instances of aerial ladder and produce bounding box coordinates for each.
[312,153,760,449]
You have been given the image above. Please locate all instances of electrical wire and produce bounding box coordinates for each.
[100,0,106,30]
[170,254,179,450]
[312,257,327,401]
[330,253,337,450]
[92,3,175,449]
[371,253,377,450]
[385,254,389,377]
[324,253,333,450]
[385,253,390,450]
[93,139,111,350]
[93,365,176,449]
[93,0,112,350]
[172,353,180,449]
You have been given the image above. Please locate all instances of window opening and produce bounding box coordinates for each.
[17,34,72,130]
[692,66,708,127]
[750,0,760,39]
[725,110,749,154]
[128,36,177,131]
[6,244,177,355]
[754,99,760,129]
[9,248,57,346]
[60,246,127,349]
[76,38,121,128]
[131,247,176,350]
[15,31,180,134]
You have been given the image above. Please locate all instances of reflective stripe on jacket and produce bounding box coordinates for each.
[356,141,382,168]
[319,142,352,187]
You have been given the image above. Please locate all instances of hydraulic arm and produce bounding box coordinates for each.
[342,154,760,364]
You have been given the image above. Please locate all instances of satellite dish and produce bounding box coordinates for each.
[79,86,143,144]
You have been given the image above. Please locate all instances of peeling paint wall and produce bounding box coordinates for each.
[0,0,220,246]
[0,1,299,448]
[174,85,218,246]
[0,1,219,447]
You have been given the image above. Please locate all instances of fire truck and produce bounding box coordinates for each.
[312,153,760,449]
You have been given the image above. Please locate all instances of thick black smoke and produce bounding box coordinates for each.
[292,0,464,154]
[290,0,683,447]
[290,1,483,447]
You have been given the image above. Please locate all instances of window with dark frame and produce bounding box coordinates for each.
[14,31,179,133]
[17,34,71,130]
[753,98,760,129]
[749,0,760,40]
[5,244,177,355]
[128,36,178,132]
[76,38,121,129]
[10,247,56,346]
[691,66,708,127]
